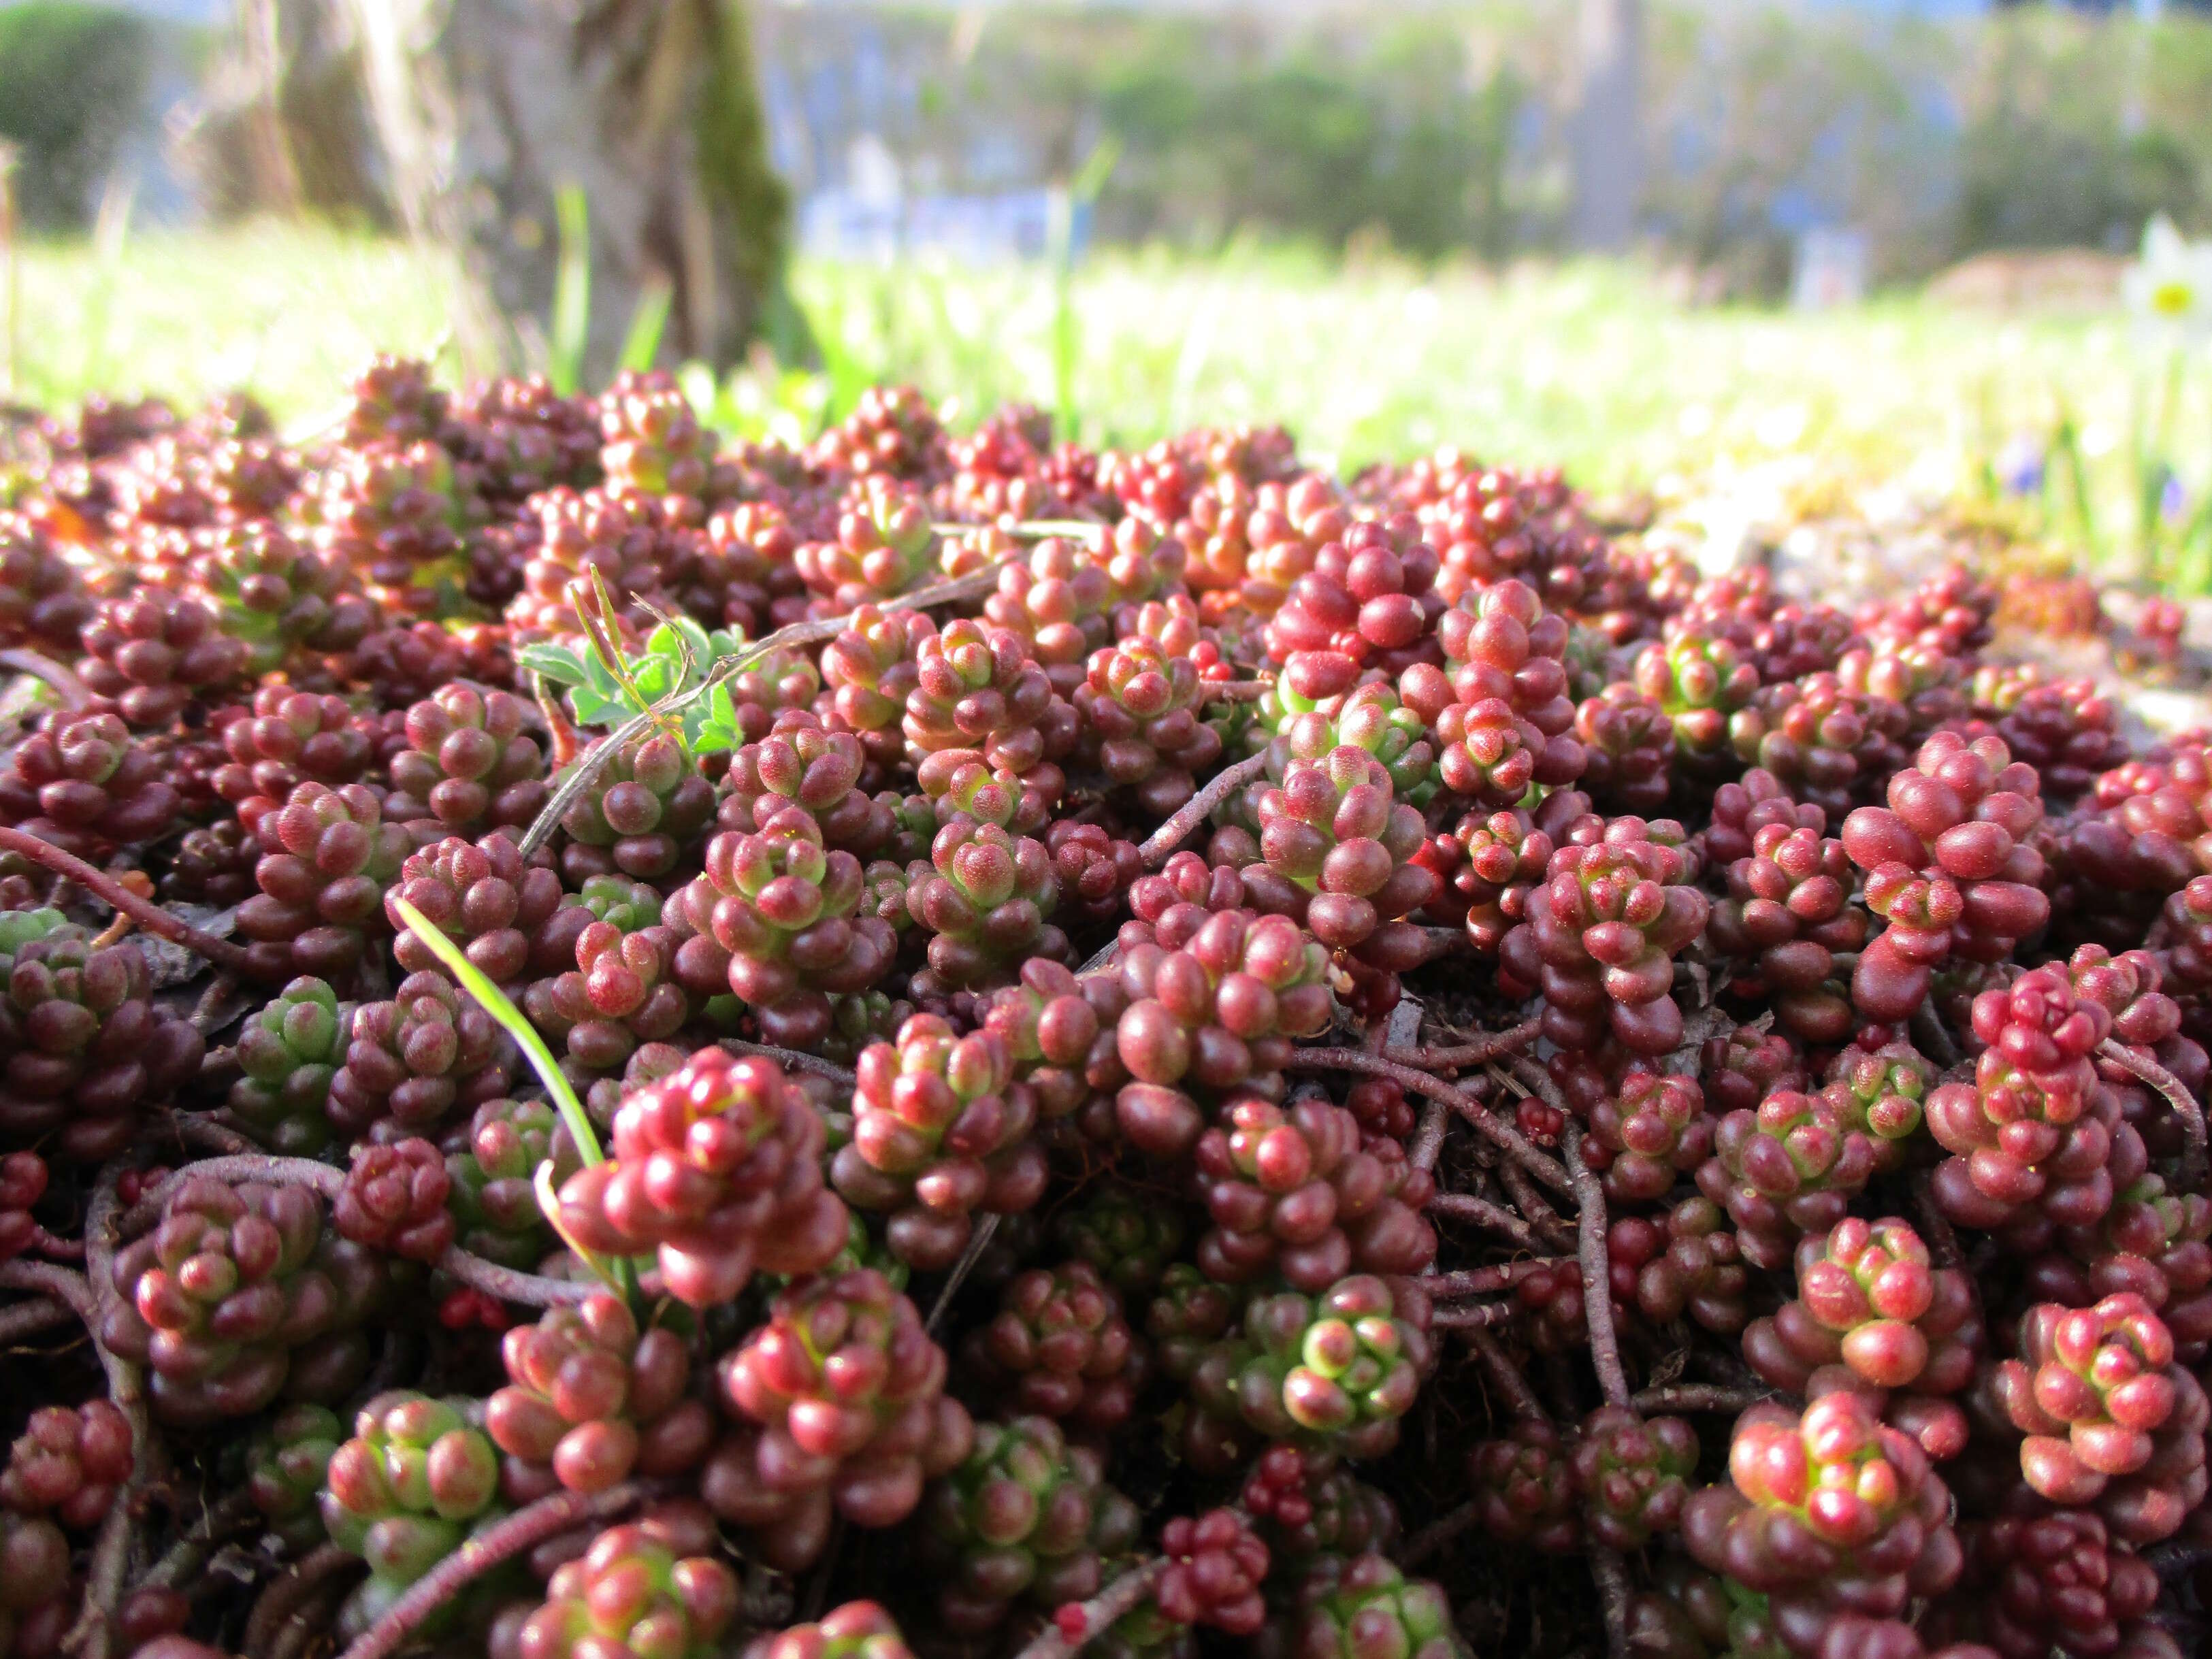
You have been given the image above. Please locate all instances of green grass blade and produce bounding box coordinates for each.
[551,185,592,396]
[619,274,674,374]
[390,896,603,1168]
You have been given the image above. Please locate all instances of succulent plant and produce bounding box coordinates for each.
[918,1414,1139,1635]
[101,1176,383,1426]
[557,1048,848,1307]
[830,1013,1047,1270]
[321,1391,502,1634]
[486,1292,714,1500]
[708,1269,971,1571]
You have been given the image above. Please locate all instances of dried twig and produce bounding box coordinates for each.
[2099,1040,2208,1193]
[1564,1126,1631,1410]
[1137,753,1267,868]
[1287,1049,1571,1194]
[928,1214,1002,1334]
[1399,1497,1483,1568]
[0,827,268,979]
[1410,1097,1450,1175]
[135,1490,261,1594]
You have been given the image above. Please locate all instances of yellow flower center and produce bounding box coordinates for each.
[2151,279,2196,317]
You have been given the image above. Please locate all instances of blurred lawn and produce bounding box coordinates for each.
[6,220,2196,504]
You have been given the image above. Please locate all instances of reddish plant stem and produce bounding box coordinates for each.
[1908,1170,1964,1270]
[1137,753,1267,868]
[1497,1157,1576,1253]
[1201,679,1275,703]
[29,1226,83,1260]
[1410,1097,1450,1175]
[435,1246,595,1309]
[336,1481,663,1659]
[2099,1039,2209,1193]
[719,1039,858,1089]
[0,1258,95,1322]
[0,826,270,980]
[0,1296,72,1343]
[122,1154,345,1234]
[1631,1383,1778,1414]
[1287,1048,1571,1194]
[1426,1192,1547,1255]
[72,1168,158,1659]
[1430,1301,1514,1330]
[122,1154,591,1307]
[1467,1327,1548,1422]
[1591,1543,1633,1659]
[1016,1556,1169,1659]
[244,1545,361,1659]
[166,1110,260,1157]
[1564,1126,1632,1410]
[0,648,91,708]
[1425,1258,1573,1298]
[1399,1497,1483,1568]
[1383,1016,1542,1070]
[135,1490,261,1594]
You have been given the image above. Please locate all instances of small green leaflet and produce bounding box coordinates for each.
[516,617,753,752]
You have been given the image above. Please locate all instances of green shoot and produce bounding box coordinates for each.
[619,274,674,374]
[390,897,602,1169]
[551,184,591,396]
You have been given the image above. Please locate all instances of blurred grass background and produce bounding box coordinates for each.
[12,222,2181,502]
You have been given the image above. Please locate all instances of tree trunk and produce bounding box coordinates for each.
[1569,0,1643,252]
[346,0,790,382]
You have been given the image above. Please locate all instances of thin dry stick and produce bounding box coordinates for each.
[2099,1039,2209,1193]
[1467,1327,1548,1422]
[336,1481,662,1659]
[1137,753,1267,868]
[1631,1383,1778,1415]
[520,559,1015,858]
[720,1039,858,1089]
[0,827,268,979]
[1013,1556,1168,1659]
[1426,1192,1548,1255]
[1591,1542,1633,1659]
[1286,1049,1571,1194]
[928,1213,1002,1334]
[244,1545,361,1659]
[1384,1017,1543,1070]
[1564,1126,1632,1410]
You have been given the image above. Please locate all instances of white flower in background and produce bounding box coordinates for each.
[2123,215,2212,348]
